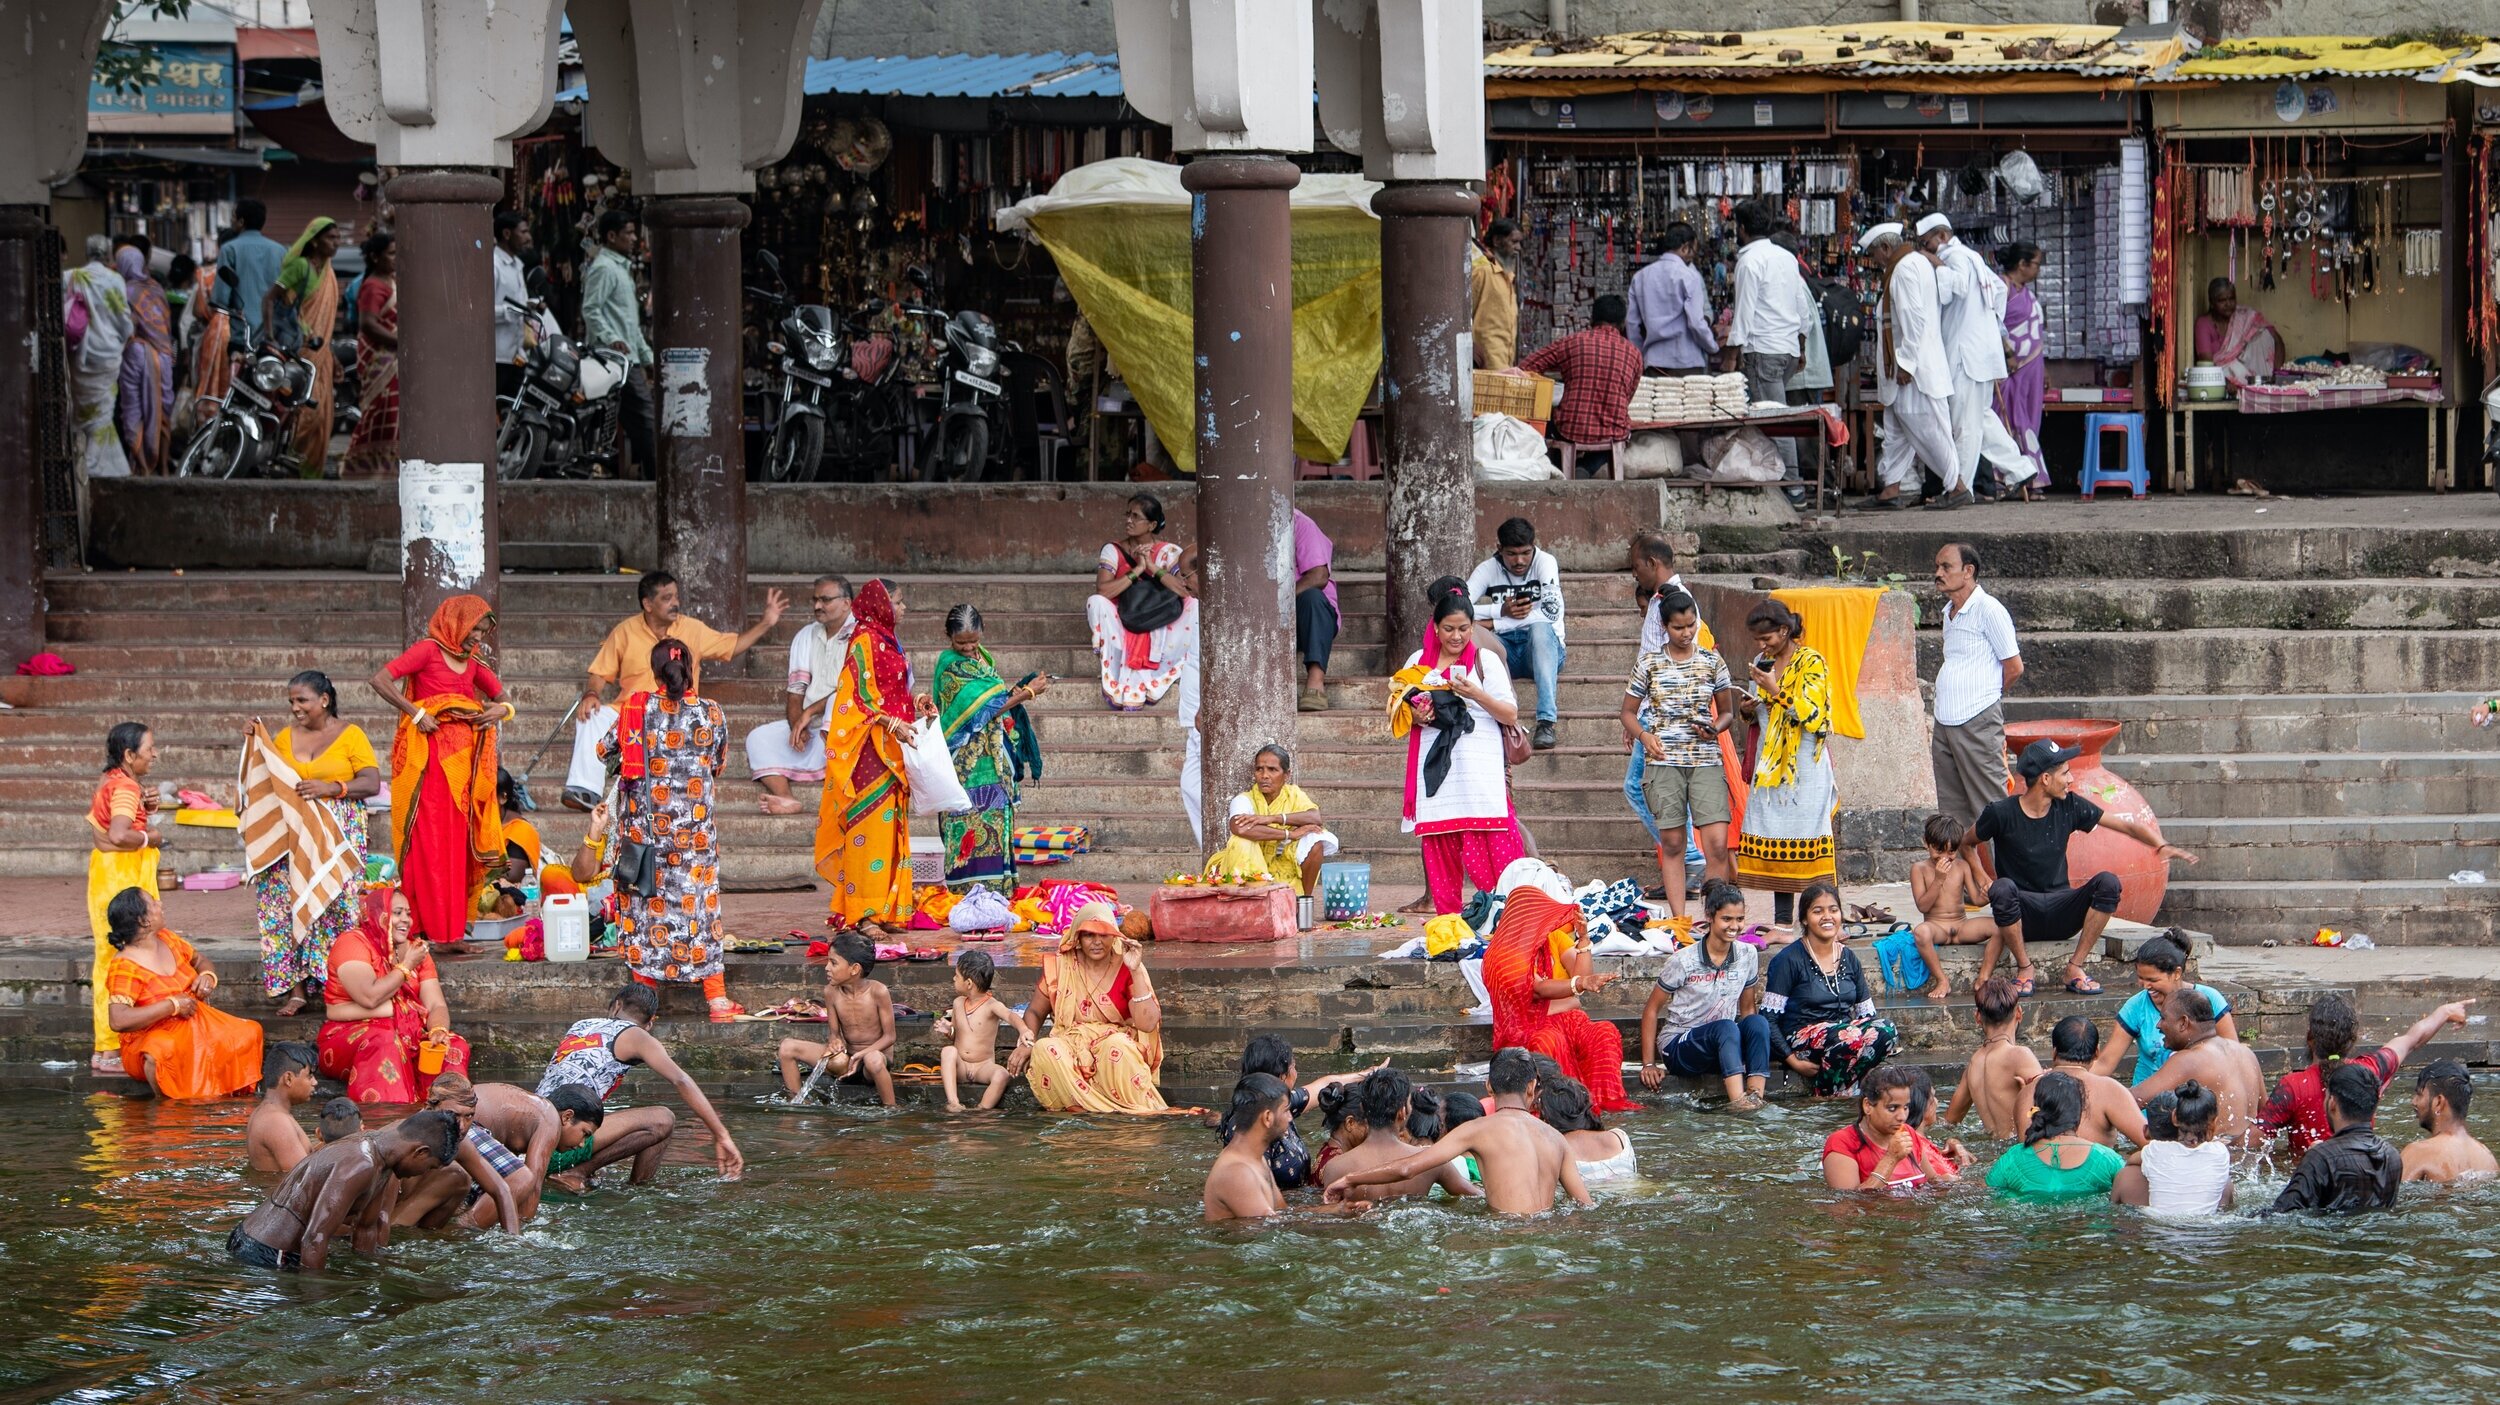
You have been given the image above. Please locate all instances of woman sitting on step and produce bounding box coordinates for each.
[1762,880,1898,1098]
[103,887,264,1100]
[1083,492,1197,711]
[1020,903,1167,1115]
[1208,744,1338,895]
[319,883,471,1103]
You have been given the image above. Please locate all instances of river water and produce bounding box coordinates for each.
[3,1078,2497,1403]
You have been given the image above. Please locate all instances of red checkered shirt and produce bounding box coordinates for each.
[1517,324,1641,447]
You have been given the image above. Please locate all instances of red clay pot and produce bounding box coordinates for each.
[2002,718,2167,926]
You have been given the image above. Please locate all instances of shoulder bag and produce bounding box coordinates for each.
[607,707,664,899]
[1112,546,1186,635]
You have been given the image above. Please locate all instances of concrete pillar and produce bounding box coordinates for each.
[386,171,506,641]
[0,208,48,669]
[1375,182,1479,659]
[1184,155,1302,850]
[646,196,752,626]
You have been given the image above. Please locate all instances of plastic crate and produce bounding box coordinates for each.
[1473,370,1554,422]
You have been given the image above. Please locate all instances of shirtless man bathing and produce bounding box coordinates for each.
[1325,1048,1594,1215]
[227,1110,461,1271]
[2129,988,2264,1144]
[2403,1058,2498,1185]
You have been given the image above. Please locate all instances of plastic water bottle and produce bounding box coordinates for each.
[542,893,591,962]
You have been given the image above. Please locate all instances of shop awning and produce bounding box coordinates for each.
[84,144,267,168]
[1484,23,2189,96]
[234,26,318,62]
[550,50,1121,105]
[2158,35,2492,82]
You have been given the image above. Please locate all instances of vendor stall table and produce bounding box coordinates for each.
[1620,406,1830,502]
[2167,393,2456,492]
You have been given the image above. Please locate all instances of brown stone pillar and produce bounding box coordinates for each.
[1182,155,1300,852]
[1375,181,1479,661]
[385,170,505,643]
[0,207,47,670]
[646,197,752,629]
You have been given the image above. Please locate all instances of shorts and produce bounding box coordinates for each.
[1988,873,2122,947]
[467,1126,525,1178]
[227,1225,301,1271]
[1642,763,1732,830]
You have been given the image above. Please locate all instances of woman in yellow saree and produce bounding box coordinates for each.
[1734,598,1837,925]
[368,595,512,946]
[271,216,340,473]
[814,580,917,937]
[1207,744,1338,894]
[1018,903,1167,1114]
[88,723,162,1074]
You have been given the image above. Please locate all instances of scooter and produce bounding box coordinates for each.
[174,267,331,478]
[749,251,846,483]
[496,300,628,480]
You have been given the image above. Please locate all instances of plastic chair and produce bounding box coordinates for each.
[2079,412,2148,498]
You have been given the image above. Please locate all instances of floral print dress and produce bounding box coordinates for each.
[598,694,728,983]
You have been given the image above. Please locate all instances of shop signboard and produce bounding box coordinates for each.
[90,41,235,135]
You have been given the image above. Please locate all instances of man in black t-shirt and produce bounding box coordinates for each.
[1968,740,2197,998]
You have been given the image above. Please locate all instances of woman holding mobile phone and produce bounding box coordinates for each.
[934,604,1050,896]
[1734,599,1838,925]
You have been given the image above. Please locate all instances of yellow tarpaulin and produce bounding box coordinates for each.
[2170,35,2486,79]
[1483,22,2187,95]
[1000,158,1381,476]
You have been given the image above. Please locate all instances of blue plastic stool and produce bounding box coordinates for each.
[2078,412,2148,498]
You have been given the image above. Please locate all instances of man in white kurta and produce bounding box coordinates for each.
[1923,213,2008,507]
[1865,225,1959,508]
[747,574,853,814]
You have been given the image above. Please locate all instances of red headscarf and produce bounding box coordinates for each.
[424,594,495,661]
[849,580,915,722]
[348,883,404,966]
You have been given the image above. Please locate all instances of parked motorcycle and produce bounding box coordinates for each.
[892,275,1013,482]
[174,268,333,478]
[496,299,628,480]
[749,251,847,483]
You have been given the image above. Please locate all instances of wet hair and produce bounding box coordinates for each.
[1994,241,2039,275]
[2142,1091,2179,1142]
[1655,221,1696,255]
[2021,1071,2086,1146]
[287,670,339,719]
[1237,1032,1295,1081]
[1861,1063,1921,1109]
[104,721,151,772]
[952,948,996,992]
[1359,1066,1416,1132]
[830,932,877,979]
[649,639,694,701]
[2324,1060,2382,1126]
[609,983,660,1023]
[1230,1072,1291,1132]
[1316,1080,1362,1138]
[263,1039,317,1087]
[548,1084,607,1128]
[1702,881,1746,920]
[400,1109,463,1168]
[2170,987,2217,1026]
[360,230,393,267]
[1488,1046,1538,1096]
[1536,1075,1603,1134]
[2132,932,2190,976]
[426,1071,477,1107]
[1922,813,1966,851]
[1906,1065,1937,1127]
[636,570,678,604]
[2304,995,2359,1062]
[237,198,268,231]
[1746,599,1801,638]
[2417,1058,2474,1120]
[1591,292,1627,328]
[2171,1079,2219,1142]
[1974,977,2022,1027]
[1795,879,1843,933]
[104,887,152,949]
[2050,1015,2100,1063]
[1654,589,1697,626]
[1405,1088,1447,1142]
[944,604,983,637]
[1530,1053,1566,1093]
[1495,517,1536,550]
[317,1097,363,1142]
[1441,1090,1485,1132]
[1734,200,1774,238]
[1125,492,1165,531]
[597,209,637,243]
[494,210,525,240]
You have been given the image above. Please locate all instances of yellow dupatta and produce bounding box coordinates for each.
[1755,646,1833,792]
[1206,780,1319,882]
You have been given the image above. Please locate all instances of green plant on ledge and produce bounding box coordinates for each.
[1830,545,1921,626]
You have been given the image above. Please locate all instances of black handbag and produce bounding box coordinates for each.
[607,707,664,899]
[1113,547,1186,634]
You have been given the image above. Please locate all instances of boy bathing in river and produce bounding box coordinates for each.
[246,1041,320,1174]
[2403,1059,2497,1185]
[228,1110,459,1271]
[933,950,1029,1112]
[1909,815,1996,998]
[317,1097,363,1144]
[1326,1048,1593,1214]
[776,934,897,1106]
[1945,979,2039,1139]
[1205,1073,1295,1222]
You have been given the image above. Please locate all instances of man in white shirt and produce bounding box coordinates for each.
[1467,516,1566,750]
[1863,222,1959,511]
[747,574,854,814]
[1923,213,2008,510]
[491,212,534,404]
[1930,543,2023,831]
[1724,201,1816,473]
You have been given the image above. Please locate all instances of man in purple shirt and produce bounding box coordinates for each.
[1293,509,1338,712]
[1624,223,1717,375]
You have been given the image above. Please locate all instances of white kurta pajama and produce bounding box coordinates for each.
[1936,238,2010,496]
[1876,254,1959,495]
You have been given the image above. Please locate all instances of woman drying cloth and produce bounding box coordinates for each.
[815,581,917,936]
[1482,867,1638,1114]
[371,595,512,946]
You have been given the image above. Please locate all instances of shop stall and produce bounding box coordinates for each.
[2465,51,2500,487]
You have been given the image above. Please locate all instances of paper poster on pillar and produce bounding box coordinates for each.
[660,348,711,438]
[399,461,487,588]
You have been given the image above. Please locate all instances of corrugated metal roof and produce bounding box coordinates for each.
[800,51,1122,98]
[2160,35,2490,82]
[1484,23,2185,84]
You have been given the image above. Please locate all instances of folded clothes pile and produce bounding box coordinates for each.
[1629,373,1748,423]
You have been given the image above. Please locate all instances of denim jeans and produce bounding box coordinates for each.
[1499,622,1565,724]
[1738,349,1801,472]
[1660,1013,1774,1080]
[1624,747,1707,868]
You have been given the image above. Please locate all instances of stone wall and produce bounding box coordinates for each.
[813,0,1116,59]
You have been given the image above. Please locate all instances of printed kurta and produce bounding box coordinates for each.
[599,694,729,983]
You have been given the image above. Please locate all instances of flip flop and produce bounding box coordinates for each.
[2013,974,2037,997]
[2063,974,2102,995]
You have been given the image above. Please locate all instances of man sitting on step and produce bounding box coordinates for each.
[1969,739,2198,997]
[565,570,784,810]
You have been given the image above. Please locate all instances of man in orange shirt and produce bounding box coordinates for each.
[563,571,784,809]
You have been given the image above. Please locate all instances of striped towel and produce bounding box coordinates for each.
[238,733,361,941]
[1011,824,1090,866]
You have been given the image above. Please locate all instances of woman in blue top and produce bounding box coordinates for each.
[2096,931,2235,1085]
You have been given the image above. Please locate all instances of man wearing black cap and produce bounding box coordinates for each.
[1970,739,2197,997]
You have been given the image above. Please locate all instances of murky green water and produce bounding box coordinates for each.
[4,1077,2499,1403]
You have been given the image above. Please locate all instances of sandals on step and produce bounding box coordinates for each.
[2062,972,2102,995]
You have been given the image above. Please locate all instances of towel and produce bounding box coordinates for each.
[1769,585,1879,741]
[237,732,361,944]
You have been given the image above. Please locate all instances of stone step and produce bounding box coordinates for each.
[2164,880,2499,947]
[1798,522,2500,583]
[1945,630,2500,697]
[2154,814,2500,883]
[2108,752,2500,820]
[2006,693,2493,756]
[1964,578,2500,634]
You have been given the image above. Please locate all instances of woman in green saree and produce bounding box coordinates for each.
[935,605,1048,894]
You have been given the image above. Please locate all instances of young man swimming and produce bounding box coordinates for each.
[1204,1073,1294,1222]
[228,1110,460,1271]
[1324,1048,1593,1215]
[2402,1058,2497,1185]
[245,1040,320,1174]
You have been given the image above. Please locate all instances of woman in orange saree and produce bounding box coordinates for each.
[813,580,917,937]
[102,888,263,1100]
[1483,872,1638,1113]
[1020,903,1166,1114]
[272,216,340,473]
[368,595,512,946]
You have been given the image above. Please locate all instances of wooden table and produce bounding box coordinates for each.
[2166,391,2454,492]
[1620,407,1830,503]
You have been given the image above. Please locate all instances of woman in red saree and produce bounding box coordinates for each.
[1483,877,1638,1113]
[813,580,918,936]
[319,884,471,1103]
[368,594,512,946]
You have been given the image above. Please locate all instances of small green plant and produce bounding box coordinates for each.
[1829,545,1921,625]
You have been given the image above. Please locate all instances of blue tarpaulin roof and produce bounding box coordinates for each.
[552,50,1120,105]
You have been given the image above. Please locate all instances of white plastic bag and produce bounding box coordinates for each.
[1471,412,1559,481]
[1621,430,1685,479]
[1997,150,2047,204]
[1699,427,1784,483]
[903,719,974,816]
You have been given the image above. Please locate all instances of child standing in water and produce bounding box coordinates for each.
[932,950,1029,1112]
[776,934,897,1106]
[247,1040,321,1174]
[2112,1082,2234,1215]
[1945,978,2040,1139]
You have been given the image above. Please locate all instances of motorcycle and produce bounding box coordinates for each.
[2483,372,2500,496]
[894,287,1013,482]
[496,299,628,480]
[174,268,332,478]
[748,251,847,483]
